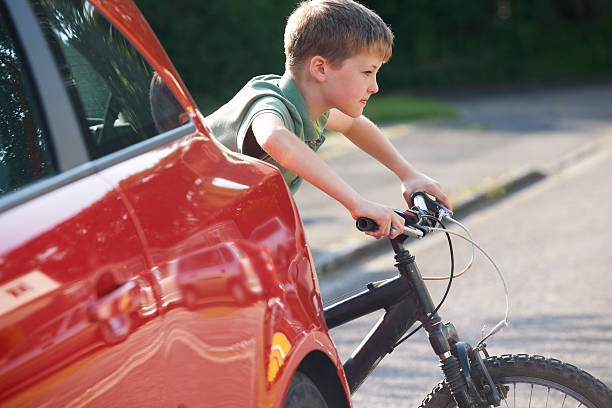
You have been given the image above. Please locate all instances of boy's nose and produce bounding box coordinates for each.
[368,78,379,94]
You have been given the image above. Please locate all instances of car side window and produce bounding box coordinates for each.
[33,0,187,160]
[0,9,55,197]
[219,246,235,263]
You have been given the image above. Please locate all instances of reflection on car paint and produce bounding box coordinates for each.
[0,270,59,315]
[176,241,265,309]
[211,177,250,190]
[267,332,291,382]
[160,306,263,406]
[0,175,152,403]
[250,216,297,274]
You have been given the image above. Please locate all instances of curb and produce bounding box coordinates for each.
[313,135,612,276]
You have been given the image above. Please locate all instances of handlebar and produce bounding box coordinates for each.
[355,191,452,239]
[356,209,426,238]
[356,209,420,231]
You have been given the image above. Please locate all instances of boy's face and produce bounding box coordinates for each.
[322,51,384,118]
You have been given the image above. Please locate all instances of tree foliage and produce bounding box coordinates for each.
[137,0,612,109]
[138,0,291,108]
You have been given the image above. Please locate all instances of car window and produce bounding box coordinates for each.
[190,248,223,269]
[219,246,235,263]
[0,9,55,197]
[33,0,187,160]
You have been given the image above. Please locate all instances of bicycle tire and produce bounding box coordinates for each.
[420,354,612,408]
[283,371,328,408]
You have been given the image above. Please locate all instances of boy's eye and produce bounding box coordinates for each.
[363,71,373,76]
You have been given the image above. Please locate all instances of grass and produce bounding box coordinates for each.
[363,93,459,124]
[196,92,459,124]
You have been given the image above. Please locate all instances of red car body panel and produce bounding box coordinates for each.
[0,174,162,406]
[0,1,350,406]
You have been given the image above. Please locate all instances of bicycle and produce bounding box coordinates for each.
[322,191,612,407]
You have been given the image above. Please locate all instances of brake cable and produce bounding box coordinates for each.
[427,226,510,346]
[422,216,475,281]
[394,215,510,349]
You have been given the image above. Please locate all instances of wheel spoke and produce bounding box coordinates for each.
[422,355,610,408]
[503,397,510,408]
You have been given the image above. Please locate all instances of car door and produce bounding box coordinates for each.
[109,122,305,408]
[0,1,169,406]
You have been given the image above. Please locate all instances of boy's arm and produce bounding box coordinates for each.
[326,108,452,209]
[251,112,405,238]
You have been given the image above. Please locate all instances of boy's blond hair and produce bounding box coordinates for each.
[284,0,394,75]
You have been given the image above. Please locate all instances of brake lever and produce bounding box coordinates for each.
[410,190,453,220]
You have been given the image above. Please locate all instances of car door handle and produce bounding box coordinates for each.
[89,280,140,322]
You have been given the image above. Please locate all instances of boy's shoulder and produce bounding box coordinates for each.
[205,74,299,148]
[246,74,282,87]
[213,74,287,112]
[207,74,294,124]
[205,73,327,151]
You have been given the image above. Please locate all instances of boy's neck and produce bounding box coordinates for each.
[289,71,329,120]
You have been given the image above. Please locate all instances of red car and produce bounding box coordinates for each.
[0,0,350,406]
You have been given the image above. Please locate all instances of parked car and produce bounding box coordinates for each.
[176,240,267,308]
[0,0,350,406]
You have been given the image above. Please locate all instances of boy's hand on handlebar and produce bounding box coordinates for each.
[350,199,405,239]
[400,172,452,211]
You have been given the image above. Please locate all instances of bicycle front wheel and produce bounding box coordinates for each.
[420,354,612,408]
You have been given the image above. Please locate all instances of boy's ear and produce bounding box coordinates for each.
[309,56,327,83]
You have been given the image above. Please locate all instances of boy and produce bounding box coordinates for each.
[206,0,450,239]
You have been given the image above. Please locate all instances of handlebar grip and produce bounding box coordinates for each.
[357,209,420,232]
[356,217,378,232]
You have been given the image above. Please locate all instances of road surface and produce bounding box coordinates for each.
[319,144,612,407]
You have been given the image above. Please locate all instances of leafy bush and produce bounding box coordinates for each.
[137,0,612,112]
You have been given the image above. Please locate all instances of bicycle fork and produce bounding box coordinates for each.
[392,239,474,407]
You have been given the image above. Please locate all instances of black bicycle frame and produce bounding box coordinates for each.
[323,236,455,395]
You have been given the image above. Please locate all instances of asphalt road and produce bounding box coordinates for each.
[295,83,612,268]
[318,144,612,407]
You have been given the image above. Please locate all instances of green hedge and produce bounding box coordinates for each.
[137,0,612,111]
[367,0,612,90]
[137,0,290,110]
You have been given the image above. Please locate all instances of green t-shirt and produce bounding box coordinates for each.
[205,73,329,193]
